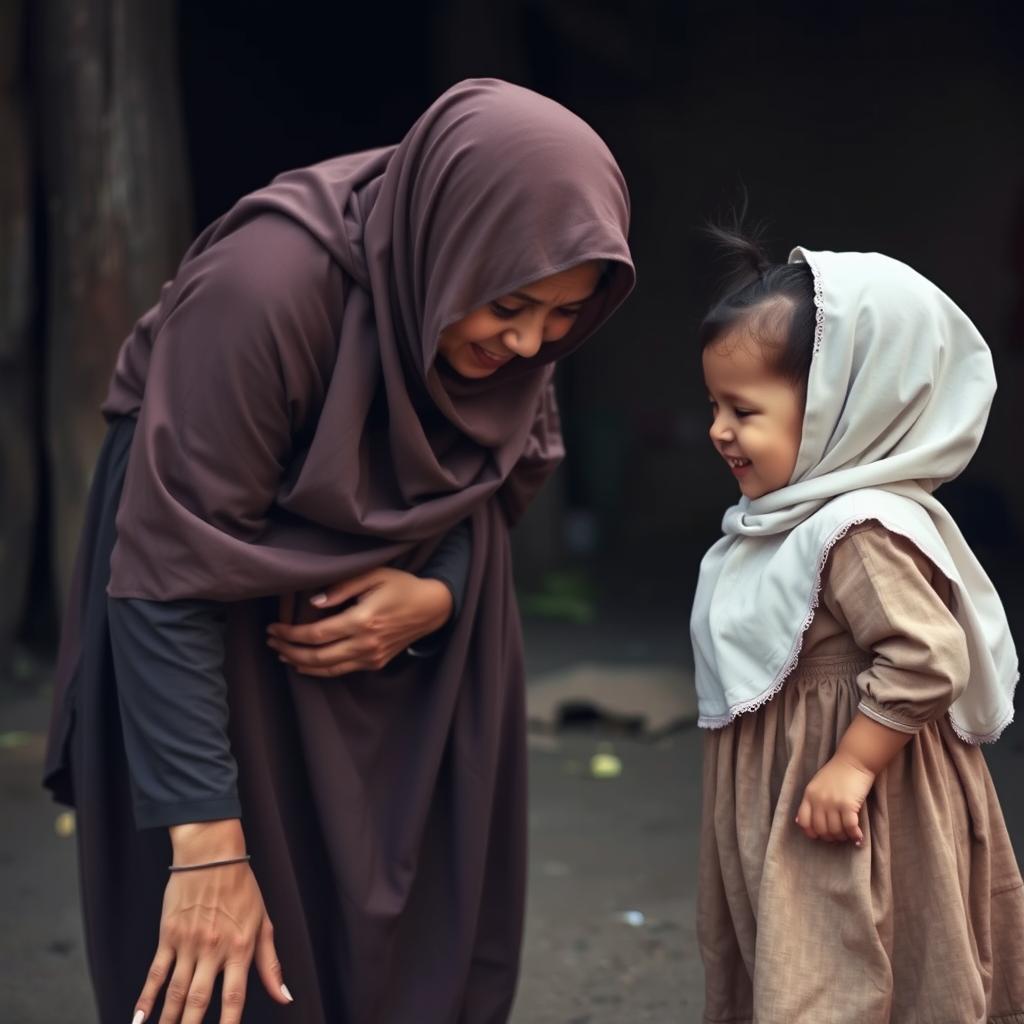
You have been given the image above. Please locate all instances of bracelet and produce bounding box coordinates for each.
[168,854,251,873]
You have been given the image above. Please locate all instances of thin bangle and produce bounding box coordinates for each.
[168,854,251,873]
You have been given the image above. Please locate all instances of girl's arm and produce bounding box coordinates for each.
[796,523,969,845]
[836,713,913,776]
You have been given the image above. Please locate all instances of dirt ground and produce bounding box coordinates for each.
[1,615,1021,1023]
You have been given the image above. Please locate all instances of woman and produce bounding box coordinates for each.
[43,78,634,1023]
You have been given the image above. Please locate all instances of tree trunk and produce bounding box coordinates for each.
[0,0,35,666]
[36,0,192,605]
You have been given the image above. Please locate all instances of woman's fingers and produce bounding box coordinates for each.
[289,662,364,678]
[311,571,382,609]
[267,633,373,671]
[135,944,175,1024]
[267,569,449,674]
[216,957,252,1024]
[268,604,396,675]
[147,946,255,1024]
[267,605,360,647]
[254,916,294,1006]
[157,953,197,1024]
[266,573,379,643]
[268,568,448,677]
[180,959,220,1024]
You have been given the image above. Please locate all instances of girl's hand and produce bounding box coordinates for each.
[266,568,453,678]
[134,820,293,1024]
[795,754,875,845]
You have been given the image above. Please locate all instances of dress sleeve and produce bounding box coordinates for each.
[821,524,970,734]
[406,519,471,658]
[108,597,241,830]
[419,519,471,619]
[110,521,472,827]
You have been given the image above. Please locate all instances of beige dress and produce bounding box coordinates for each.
[698,523,1024,1024]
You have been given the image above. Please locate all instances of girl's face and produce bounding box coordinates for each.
[437,261,603,379]
[703,329,806,500]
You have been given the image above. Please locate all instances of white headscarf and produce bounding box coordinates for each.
[690,248,1018,743]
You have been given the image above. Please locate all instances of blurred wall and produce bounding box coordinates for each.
[3,1,1023,663]
[435,2,1024,604]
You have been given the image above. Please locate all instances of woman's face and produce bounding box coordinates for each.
[437,261,603,379]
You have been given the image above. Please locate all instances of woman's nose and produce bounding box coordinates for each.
[501,323,544,359]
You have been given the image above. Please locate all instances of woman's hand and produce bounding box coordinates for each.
[795,754,874,845]
[133,820,292,1024]
[266,568,454,678]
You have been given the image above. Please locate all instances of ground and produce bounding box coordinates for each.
[1,613,1021,1023]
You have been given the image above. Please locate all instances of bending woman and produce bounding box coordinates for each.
[43,78,634,1024]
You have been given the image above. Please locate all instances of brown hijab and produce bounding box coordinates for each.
[103,77,634,600]
[50,79,634,1023]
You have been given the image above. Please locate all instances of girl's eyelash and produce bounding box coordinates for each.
[704,397,753,417]
[707,398,754,417]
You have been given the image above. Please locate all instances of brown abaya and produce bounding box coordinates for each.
[43,79,634,1023]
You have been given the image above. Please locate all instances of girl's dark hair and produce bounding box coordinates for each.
[698,224,816,384]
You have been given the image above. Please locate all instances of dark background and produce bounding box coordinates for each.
[3,0,1024,672]
[2,5,1023,1021]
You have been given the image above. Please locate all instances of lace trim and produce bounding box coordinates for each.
[696,517,1017,745]
[948,693,1016,745]
[807,251,825,353]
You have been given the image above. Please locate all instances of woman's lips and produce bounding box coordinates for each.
[470,342,512,370]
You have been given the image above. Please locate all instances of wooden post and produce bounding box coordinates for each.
[36,0,192,605]
[0,0,34,664]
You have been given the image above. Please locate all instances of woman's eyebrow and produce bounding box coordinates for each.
[508,289,593,307]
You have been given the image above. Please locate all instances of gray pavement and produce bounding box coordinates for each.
[1,614,1022,1023]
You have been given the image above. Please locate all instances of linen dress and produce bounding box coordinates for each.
[699,522,1024,1024]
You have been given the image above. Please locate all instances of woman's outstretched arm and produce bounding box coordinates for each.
[109,213,346,1022]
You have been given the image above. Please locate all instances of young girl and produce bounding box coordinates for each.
[691,235,1024,1023]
